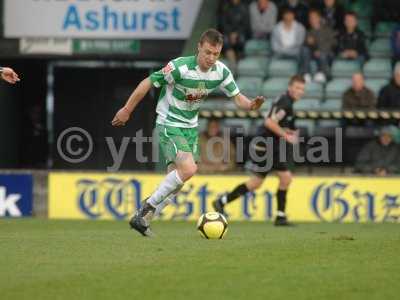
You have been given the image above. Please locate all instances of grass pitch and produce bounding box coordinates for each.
[0,219,399,300]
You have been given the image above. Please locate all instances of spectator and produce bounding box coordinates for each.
[198,118,237,173]
[337,12,368,64]
[279,0,309,27]
[391,23,400,66]
[355,127,400,175]
[299,9,336,83]
[220,0,250,71]
[271,8,306,58]
[378,63,400,109]
[249,0,278,39]
[342,73,376,109]
[317,0,345,31]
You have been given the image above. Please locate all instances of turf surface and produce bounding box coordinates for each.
[0,219,399,300]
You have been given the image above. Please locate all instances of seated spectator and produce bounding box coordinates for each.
[354,127,400,175]
[249,0,277,39]
[198,118,237,173]
[316,0,345,31]
[220,0,250,72]
[337,12,368,64]
[391,24,400,66]
[299,9,336,83]
[279,0,309,27]
[342,73,376,109]
[377,63,400,109]
[271,8,306,58]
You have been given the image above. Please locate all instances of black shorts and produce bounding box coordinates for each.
[247,143,291,178]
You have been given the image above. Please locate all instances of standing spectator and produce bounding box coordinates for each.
[249,0,278,39]
[221,0,250,72]
[279,0,309,27]
[355,127,400,175]
[377,63,400,109]
[271,8,306,58]
[299,9,336,83]
[198,118,237,173]
[391,24,400,66]
[337,12,368,64]
[317,0,345,31]
[342,73,376,109]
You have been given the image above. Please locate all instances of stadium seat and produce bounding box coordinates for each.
[244,39,270,57]
[349,1,373,18]
[295,119,316,136]
[262,77,289,99]
[365,78,389,96]
[375,22,397,38]
[314,120,342,137]
[201,99,230,111]
[325,78,352,99]
[369,38,391,58]
[236,77,263,98]
[224,118,253,136]
[358,19,372,37]
[320,99,342,111]
[331,59,361,78]
[363,59,392,79]
[268,58,298,77]
[294,99,320,111]
[304,82,324,99]
[237,57,269,78]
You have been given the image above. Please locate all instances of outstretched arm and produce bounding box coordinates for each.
[0,67,20,84]
[233,93,264,111]
[111,77,152,127]
[265,118,298,144]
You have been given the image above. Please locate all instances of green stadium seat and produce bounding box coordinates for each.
[268,58,298,77]
[375,22,397,38]
[331,59,361,78]
[294,99,320,111]
[201,99,229,111]
[304,82,324,99]
[369,38,391,58]
[237,57,268,78]
[363,59,392,79]
[244,39,270,57]
[325,78,352,99]
[224,118,253,135]
[262,77,289,99]
[358,20,372,37]
[349,1,373,18]
[320,99,342,111]
[365,79,389,96]
[236,77,263,98]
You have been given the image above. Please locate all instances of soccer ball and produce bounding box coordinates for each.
[197,212,228,239]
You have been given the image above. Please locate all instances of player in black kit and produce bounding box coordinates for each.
[213,75,306,226]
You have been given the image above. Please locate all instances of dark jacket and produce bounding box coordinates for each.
[377,80,400,109]
[342,87,376,110]
[337,28,368,58]
[221,2,250,37]
[355,139,400,174]
[391,25,400,57]
[279,1,309,27]
[317,2,345,31]
[307,25,337,53]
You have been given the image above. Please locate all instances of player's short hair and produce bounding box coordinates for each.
[282,8,295,17]
[289,75,306,86]
[199,29,224,46]
[309,9,321,17]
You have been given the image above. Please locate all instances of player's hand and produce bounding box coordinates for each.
[250,96,265,110]
[1,67,20,84]
[111,107,131,127]
[284,130,299,144]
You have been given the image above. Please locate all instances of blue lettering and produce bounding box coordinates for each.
[197,185,211,215]
[242,192,256,220]
[63,4,82,30]
[171,7,180,31]
[122,13,137,30]
[77,179,101,219]
[141,12,151,30]
[154,12,168,31]
[103,5,118,30]
[264,191,274,220]
[352,191,376,222]
[85,11,99,31]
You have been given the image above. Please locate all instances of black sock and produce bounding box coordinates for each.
[226,183,249,203]
[277,189,287,213]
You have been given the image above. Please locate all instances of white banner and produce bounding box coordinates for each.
[5,0,202,39]
[20,38,73,55]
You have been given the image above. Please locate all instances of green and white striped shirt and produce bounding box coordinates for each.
[150,55,240,128]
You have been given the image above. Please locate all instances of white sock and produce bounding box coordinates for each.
[277,211,286,217]
[155,195,173,216]
[147,170,183,207]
